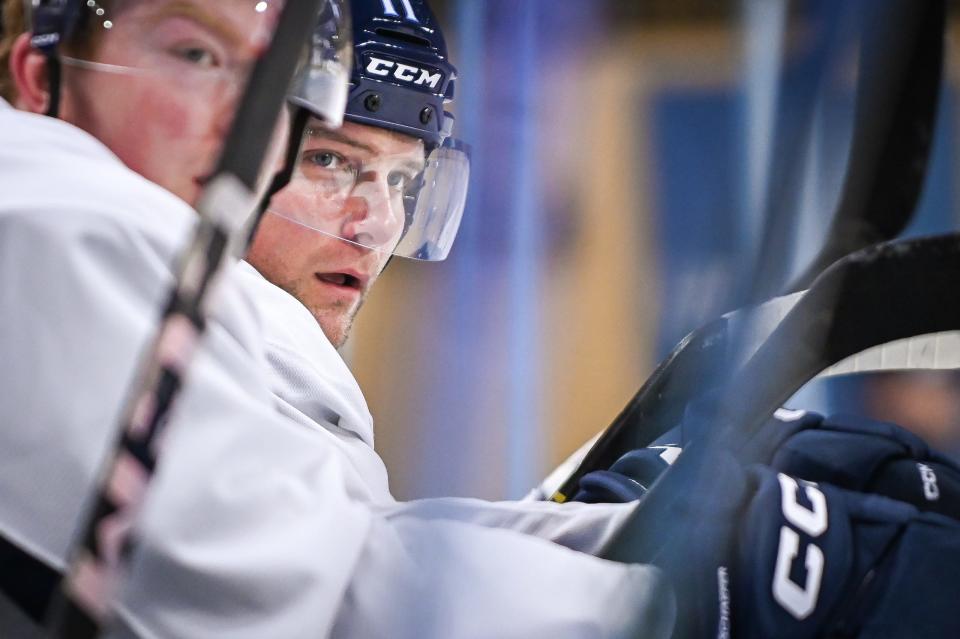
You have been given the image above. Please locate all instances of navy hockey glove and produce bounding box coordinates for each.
[732,465,960,639]
[755,411,960,520]
[570,406,824,505]
[637,457,960,639]
[577,402,960,523]
[573,446,679,503]
[581,404,960,638]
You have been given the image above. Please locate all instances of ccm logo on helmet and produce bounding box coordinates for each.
[366,56,443,89]
[772,473,828,620]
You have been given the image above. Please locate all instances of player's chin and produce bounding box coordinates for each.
[315,310,356,349]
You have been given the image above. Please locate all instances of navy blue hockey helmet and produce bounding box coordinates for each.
[271,0,470,261]
[346,0,457,147]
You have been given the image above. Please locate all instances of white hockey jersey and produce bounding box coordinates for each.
[238,261,639,554]
[0,99,674,638]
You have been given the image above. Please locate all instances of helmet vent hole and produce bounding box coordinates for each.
[374,28,431,48]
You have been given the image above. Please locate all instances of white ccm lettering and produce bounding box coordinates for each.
[917,462,940,501]
[365,57,443,89]
[381,0,419,22]
[366,57,394,77]
[779,473,828,536]
[772,473,829,620]
[773,527,825,620]
[417,69,442,88]
[394,62,420,82]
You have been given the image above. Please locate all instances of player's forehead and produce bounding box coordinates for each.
[303,119,425,161]
[108,0,281,50]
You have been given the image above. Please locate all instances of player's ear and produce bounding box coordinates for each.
[9,33,51,113]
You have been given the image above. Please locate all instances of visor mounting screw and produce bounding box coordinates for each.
[365,94,382,112]
[419,107,434,125]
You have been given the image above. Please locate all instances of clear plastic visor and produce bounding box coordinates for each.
[55,0,292,97]
[287,0,352,127]
[55,0,351,119]
[268,120,470,261]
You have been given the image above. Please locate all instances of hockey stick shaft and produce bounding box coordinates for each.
[783,0,944,292]
[44,2,325,636]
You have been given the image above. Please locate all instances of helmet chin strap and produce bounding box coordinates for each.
[29,0,88,118]
[44,54,61,117]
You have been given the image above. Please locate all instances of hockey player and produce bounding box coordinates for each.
[0,1,675,636]
[238,3,960,638]
[240,0,644,548]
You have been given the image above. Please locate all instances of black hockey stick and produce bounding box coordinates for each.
[601,233,960,639]
[739,0,847,305]
[602,231,960,568]
[747,0,941,301]
[42,2,327,637]
[548,0,944,503]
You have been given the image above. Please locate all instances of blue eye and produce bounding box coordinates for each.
[174,46,218,67]
[300,151,357,189]
[387,170,416,191]
[307,151,343,169]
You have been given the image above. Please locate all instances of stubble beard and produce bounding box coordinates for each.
[284,278,366,349]
[318,299,361,349]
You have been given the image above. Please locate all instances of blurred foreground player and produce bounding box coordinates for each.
[0,1,674,637]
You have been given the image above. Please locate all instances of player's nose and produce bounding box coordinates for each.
[339,178,404,250]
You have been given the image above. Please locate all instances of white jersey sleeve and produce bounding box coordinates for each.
[374,497,635,555]
[0,101,674,639]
